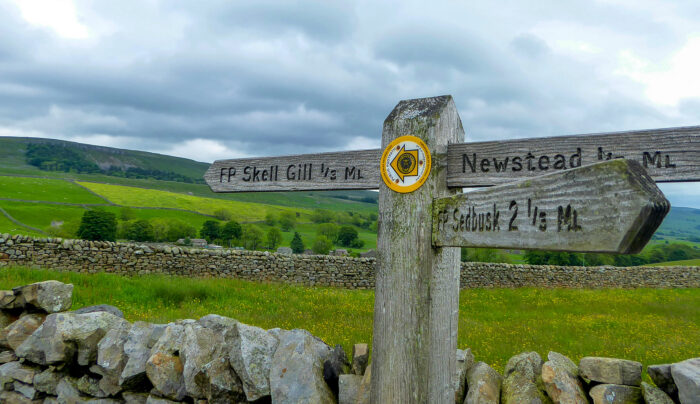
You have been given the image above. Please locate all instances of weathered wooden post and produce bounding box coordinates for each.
[371,96,463,403]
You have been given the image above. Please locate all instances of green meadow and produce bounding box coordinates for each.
[1,267,697,373]
[0,176,106,204]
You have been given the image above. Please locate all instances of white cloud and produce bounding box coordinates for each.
[10,0,89,39]
[157,139,250,163]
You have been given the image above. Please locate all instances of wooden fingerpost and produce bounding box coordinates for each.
[371,96,463,404]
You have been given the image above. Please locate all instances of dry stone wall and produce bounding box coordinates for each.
[1,234,699,289]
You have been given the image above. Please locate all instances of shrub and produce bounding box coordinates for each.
[311,209,334,223]
[316,223,339,242]
[221,220,242,242]
[279,211,296,231]
[266,227,282,250]
[265,212,277,226]
[290,232,304,253]
[336,225,359,247]
[241,224,264,250]
[312,236,333,255]
[124,219,155,242]
[77,210,117,241]
[200,220,221,243]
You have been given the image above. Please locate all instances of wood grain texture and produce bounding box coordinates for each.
[447,125,700,187]
[433,159,670,254]
[371,96,462,404]
[204,149,380,192]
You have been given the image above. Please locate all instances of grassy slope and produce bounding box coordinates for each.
[0,176,106,204]
[1,267,698,373]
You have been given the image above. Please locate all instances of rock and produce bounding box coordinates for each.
[0,350,18,364]
[201,356,247,403]
[5,313,45,350]
[501,352,552,404]
[56,377,84,403]
[93,322,131,396]
[13,281,73,313]
[671,358,700,404]
[647,364,677,399]
[323,344,350,397]
[13,381,39,400]
[0,361,37,385]
[122,392,149,404]
[541,351,587,404]
[0,311,16,328]
[352,343,369,376]
[464,361,502,404]
[34,368,65,395]
[579,357,642,386]
[15,311,129,366]
[0,290,22,310]
[120,322,166,390]
[338,374,362,404]
[641,381,674,404]
[76,374,107,398]
[0,390,42,403]
[181,323,221,399]
[454,348,475,404]
[145,322,188,401]
[588,384,642,403]
[270,330,335,404]
[146,395,179,404]
[73,305,124,319]
[355,364,371,404]
[228,322,279,401]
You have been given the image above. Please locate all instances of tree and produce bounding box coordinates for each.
[316,223,339,242]
[312,236,333,255]
[290,232,305,253]
[221,220,242,242]
[279,211,296,231]
[77,210,117,241]
[266,227,282,250]
[213,209,232,221]
[336,225,359,247]
[241,224,263,250]
[311,209,334,223]
[200,220,221,243]
[124,219,155,242]
[265,212,277,226]
[165,220,197,241]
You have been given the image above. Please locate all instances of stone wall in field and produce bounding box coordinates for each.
[1,234,699,289]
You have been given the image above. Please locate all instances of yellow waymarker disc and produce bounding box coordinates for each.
[380,135,431,193]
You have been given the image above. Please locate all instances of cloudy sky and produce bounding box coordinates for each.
[1,0,699,207]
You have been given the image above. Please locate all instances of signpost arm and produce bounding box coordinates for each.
[371,96,463,404]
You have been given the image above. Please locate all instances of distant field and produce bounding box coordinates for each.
[1,267,698,373]
[77,181,311,221]
[0,212,44,237]
[0,176,107,204]
[644,259,700,266]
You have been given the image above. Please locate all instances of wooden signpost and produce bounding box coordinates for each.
[204,95,693,404]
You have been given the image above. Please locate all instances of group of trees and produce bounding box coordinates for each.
[523,242,700,266]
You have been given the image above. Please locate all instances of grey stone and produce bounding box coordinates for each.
[579,357,642,386]
[588,384,642,404]
[270,330,335,404]
[641,381,674,404]
[145,322,189,401]
[541,352,587,404]
[647,364,677,399]
[276,247,293,255]
[13,281,73,313]
[201,356,246,404]
[0,290,22,310]
[502,352,552,404]
[338,374,362,404]
[671,358,700,404]
[0,361,37,385]
[93,321,131,396]
[464,361,502,404]
[228,322,279,401]
[122,392,149,404]
[5,313,45,350]
[120,322,166,390]
[34,368,65,395]
[76,374,107,398]
[13,381,39,399]
[323,344,350,397]
[15,312,129,366]
[454,348,474,404]
[145,396,179,404]
[0,390,42,403]
[0,311,16,328]
[352,343,369,376]
[181,323,220,399]
[56,377,84,403]
[73,305,124,319]
[0,350,18,364]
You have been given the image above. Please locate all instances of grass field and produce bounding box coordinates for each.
[644,259,700,266]
[0,213,44,237]
[0,176,106,204]
[77,181,311,221]
[1,267,697,373]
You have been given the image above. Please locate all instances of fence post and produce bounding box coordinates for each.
[371,95,463,403]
